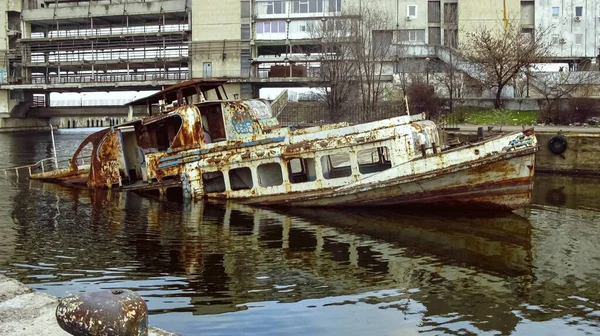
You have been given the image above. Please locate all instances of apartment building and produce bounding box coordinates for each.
[2,0,591,115]
[251,0,347,79]
[1,0,21,116]
[250,0,462,79]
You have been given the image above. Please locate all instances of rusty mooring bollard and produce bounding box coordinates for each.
[56,289,148,336]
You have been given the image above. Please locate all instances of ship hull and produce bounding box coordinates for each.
[228,145,537,211]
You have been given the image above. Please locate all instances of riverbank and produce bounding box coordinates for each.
[0,275,177,336]
[455,124,600,133]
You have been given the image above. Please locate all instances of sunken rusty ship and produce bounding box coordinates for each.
[29,80,538,210]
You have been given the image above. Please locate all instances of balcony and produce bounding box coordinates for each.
[253,0,343,20]
[22,0,187,32]
[30,69,189,85]
[255,19,321,41]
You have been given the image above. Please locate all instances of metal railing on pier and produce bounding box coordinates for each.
[1,155,91,179]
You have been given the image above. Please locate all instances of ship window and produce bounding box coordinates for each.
[258,163,283,187]
[358,146,391,174]
[203,171,226,193]
[321,153,352,179]
[287,158,316,183]
[229,167,254,190]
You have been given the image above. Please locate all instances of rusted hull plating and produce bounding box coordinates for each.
[232,146,537,210]
[30,165,90,184]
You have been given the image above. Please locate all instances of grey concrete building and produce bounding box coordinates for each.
[0,0,586,120]
[535,0,600,68]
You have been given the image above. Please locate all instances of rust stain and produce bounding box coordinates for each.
[284,140,313,154]
[89,131,124,188]
[468,157,517,176]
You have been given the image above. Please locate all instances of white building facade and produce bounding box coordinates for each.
[536,0,600,67]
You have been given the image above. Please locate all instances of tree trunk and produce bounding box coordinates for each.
[494,84,504,109]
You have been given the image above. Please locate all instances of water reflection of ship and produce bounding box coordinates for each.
[282,207,533,277]
[133,200,533,317]
[6,183,534,333]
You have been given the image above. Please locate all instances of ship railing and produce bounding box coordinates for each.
[1,155,91,178]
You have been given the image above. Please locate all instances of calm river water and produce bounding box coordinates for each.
[1,131,600,335]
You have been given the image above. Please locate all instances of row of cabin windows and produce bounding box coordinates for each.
[202,147,391,192]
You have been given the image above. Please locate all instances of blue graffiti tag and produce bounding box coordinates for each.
[232,120,254,134]
[231,107,255,134]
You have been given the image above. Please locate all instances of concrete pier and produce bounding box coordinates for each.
[0,275,177,336]
[449,125,600,176]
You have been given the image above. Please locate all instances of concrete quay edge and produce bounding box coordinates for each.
[0,275,178,336]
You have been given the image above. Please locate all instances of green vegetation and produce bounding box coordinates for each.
[458,108,539,126]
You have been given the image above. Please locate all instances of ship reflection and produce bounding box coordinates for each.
[280,206,533,277]
[7,183,533,325]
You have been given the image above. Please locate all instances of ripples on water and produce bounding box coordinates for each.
[1,132,600,335]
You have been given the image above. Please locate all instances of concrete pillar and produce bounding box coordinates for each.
[0,4,9,114]
[0,90,9,114]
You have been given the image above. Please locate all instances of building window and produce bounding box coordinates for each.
[575,6,583,16]
[409,30,418,42]
[241,1,251,18]
[256,21,286,34]
[241,23,251,39]
[551,34,559,44]
[266,1,286,14]
[291,0,329,14]
[328,0,341,12]
[325,19,343,31]
[373,30,393,56]
[311,0,323,12]
[398,29,425,43]
[298,0,309,13]
[443,3,457,24]
[575,34,583,45]
[552,7,559,16]
[407,5,417,18]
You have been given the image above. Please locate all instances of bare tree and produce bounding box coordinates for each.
[307,1,395,122]
[534,71,600,123]
[393,46,412,96]
[433,48,464,114]
[350,4,395,121]
[460,21,552,109]
[307,16,358,122]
